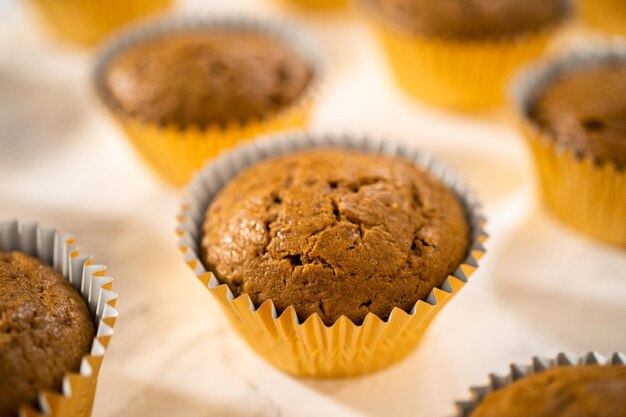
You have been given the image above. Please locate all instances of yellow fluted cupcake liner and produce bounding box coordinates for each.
[579,0,626,36]
[512,47,626,247]
[455,351,626,416]
[177,132,487,378]
[113,100,313,187]
[360,1,566,109]
[282,0,348,9]
[524,125,626,246]
[30,0,172,45]
[0,220,118,417]
[94,17,324,187]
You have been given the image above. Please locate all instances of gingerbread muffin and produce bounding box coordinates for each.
[0,251,95,417]
[469,365,626,417]
[103,31,314,127]
[201,149,470,326]
[367,0,567,39]
[530,61,626,169]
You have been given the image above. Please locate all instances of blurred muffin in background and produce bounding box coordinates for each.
[359,0,570,109]
[531,62,626,169]
[579,0,626,36]
[513,48,626,246]
[30,0,172,45]
[105,32,312,128]
[94,17,322,186]
[455,352,626,417]
[469,365,626,417]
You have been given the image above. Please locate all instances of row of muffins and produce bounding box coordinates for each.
[0,135,623,415]
[29,0,626,45]
[90,13,626,246]
[3,129,624,416]
[27,0,626,113]
[3,2,626,417]
[30,0,621,110]
[3,53,625,417]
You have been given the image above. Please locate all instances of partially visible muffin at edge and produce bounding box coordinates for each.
[0,251,95,417]
[530,61,626,169]
[469,365,626,417]
[201,149,470,325]
[367,0,567,39]
[103,31,314,127]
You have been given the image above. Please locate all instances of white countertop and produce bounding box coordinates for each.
[1,1,625,416]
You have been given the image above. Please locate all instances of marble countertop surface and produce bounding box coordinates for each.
[1,1,625,416]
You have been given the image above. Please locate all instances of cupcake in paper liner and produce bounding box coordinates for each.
[0,220,118,417]
[177,132,487,378]
[358,0,570,109]
[94,16,324,187]
[579,0,626,36]
[512,46,626,247]
[30,0,172,45]
[455,351,626,417]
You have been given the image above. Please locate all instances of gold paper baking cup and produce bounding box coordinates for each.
[0,220,118,417]
[30,0,172,45]
[94,17,324,187]
[177,132,487,378]
[579,0,626,36]
[512,47,626,247]
[359,1,567,109]
[454,351,626,416]
[282,0,348,9]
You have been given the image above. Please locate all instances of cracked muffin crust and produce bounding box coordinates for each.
[469,365,626,417]
[0,251,94,417]
[103,31,314,127]
[201,149,470,325]
[530,62,626,169]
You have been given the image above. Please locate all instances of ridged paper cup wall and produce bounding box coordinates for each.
[579,0,626,36]
[511,46,626,247]
[30,0,172,45]
[93,16,325,187]
[177,132,487,378]
[0,220,119,417]
[358,0,569,109]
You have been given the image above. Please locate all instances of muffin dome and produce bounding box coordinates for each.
[368,0,567,39]
[470,365,626,417]
[201,149,470,325]
[103,31,313,127]
[0,251,94,416]
[530,61,626,168]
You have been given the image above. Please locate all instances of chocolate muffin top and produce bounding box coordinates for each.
[530,62,626,169]
[201,149,470,326]
[367,0,566,39]
[469,365,626,417]
[104,31,314,127]
[0,251,95,417]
